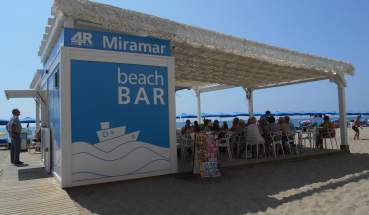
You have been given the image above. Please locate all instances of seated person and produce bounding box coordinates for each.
[236,120,246,134]
[230,117,240,131]
[221,121,229,130]
[217,121,229,139]
[278,117,295,152]
[181,120,193,134]
[246,117,265,158]
[231,119,245,150]
[258,118,272,150]
[284,116,295,132]
[261,110,273,123]
[258,118,269,137]
[211,120,221,132]
[317,115,336,148]
[311,114,324,127]
[264,116,281,152]
[201,119,212,132]
[266,116,279,134]
[321,116,336,136]
[278,117,292,136]
[193,121,200,133]
[278,117,293,141]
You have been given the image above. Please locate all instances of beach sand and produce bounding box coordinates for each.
[65,127,369,215]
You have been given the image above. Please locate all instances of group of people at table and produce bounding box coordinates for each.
[180,111,337,159]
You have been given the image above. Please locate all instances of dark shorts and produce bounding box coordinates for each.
[352,126,359,133]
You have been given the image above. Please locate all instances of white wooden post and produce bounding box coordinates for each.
[195,89,201,123]
[337,82,349,151]
[36,99,40,130]
[244,87,254,117]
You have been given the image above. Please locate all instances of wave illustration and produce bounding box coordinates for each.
[73,146,168,161]
[71,140,171,182]
[72,140,169,160]
[72,159,171,182]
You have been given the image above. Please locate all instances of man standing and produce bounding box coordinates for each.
[7,109,23,165]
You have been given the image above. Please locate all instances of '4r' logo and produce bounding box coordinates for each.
[71,32,93,47]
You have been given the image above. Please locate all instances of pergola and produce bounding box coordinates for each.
[38,0,354,150]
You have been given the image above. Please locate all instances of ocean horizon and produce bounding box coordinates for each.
[1,116,367,141]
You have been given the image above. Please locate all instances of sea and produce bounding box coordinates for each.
[0,125,35,141]
[1,116,367,140]
[175,116,368,129]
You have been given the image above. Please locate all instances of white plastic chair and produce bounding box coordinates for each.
[234,131,245,158]
[245,130,265,160]
[216,133,233,160]
[322,129,339,149]
[271,132,285,158]
[245,139,265,159]
[283,131,294,154]
[286,131,297,154]
[299,129,314,149]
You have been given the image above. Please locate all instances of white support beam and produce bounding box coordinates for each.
[337,81,350,152]
[253,77,329,90]
[194,89,201,123]
[244,87,254,117]
[199,84,235,93]
[36,99,41,130]
[5,90,38,100]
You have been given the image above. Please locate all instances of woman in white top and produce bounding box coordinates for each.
[246,117,265,158]
[246,117,265,145]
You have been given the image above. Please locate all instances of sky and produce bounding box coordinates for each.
[0,0,368,119]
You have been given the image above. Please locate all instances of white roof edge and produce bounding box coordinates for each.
[30,70,42,89]
[39,13,64,64]
[198,84,235,93]
[39,0,354,76]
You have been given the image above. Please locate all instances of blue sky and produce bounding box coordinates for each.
[0,0,368,119]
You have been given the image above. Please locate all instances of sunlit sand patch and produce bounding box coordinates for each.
[268,170,369,200]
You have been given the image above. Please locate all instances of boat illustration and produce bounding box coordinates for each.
[93,122,140,152]
[96,122,126,142]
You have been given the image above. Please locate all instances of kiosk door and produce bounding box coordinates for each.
[41,127,51,173]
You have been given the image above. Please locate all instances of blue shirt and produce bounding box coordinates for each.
[289,122,295,131]
[311,117,323,127]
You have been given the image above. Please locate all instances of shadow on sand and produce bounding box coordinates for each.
[18,167,52,181]
[66,153,369,215]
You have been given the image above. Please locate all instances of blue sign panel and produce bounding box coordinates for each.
[71,60,169,147]
[70,60,172,182]
[64,28,171,56]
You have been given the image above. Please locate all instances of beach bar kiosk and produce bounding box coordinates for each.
[5,0,355,188]
[9,3,177,188]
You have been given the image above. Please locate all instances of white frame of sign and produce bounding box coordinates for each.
[59,46,177,188]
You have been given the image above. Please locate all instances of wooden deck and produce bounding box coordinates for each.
[0,149,79,215]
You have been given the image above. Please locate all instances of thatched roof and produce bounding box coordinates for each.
[39,0,354,90]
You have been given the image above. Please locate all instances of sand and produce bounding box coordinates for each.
[1,128,369,215]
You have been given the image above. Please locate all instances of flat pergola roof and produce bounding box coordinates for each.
[39,0,354,92]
